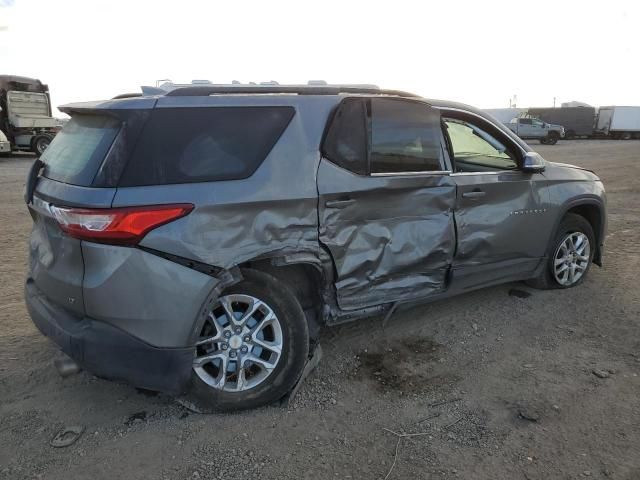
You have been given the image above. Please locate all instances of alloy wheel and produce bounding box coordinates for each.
[553,232,590,286]
[193,294,283,392]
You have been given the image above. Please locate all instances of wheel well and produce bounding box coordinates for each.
[238,259,323,308]
[566,204,603,265]
[239,260,325,341]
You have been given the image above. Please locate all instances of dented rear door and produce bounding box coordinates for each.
[318,97,456,310]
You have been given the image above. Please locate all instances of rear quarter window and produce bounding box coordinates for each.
[41,114,121,186]
[119,107,295,186]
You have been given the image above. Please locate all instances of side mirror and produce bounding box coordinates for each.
[522,152,546,173]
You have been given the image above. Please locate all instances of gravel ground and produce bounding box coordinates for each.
[1,140,639,480]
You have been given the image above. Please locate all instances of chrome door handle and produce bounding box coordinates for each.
[462,190,486,199]
[325,199,356,208]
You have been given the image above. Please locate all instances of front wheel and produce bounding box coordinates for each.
[527,213,595,289]
[188,269,309,411]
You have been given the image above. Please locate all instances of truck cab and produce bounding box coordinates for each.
[507,117,565,144]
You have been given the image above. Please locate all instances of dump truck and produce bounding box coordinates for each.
[0,75,58,155]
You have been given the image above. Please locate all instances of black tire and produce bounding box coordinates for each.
[527,213,595,290]
[31,135,52,156]
[188,268,309,411]
[565,130,576,140]
[546,132,559,145]
[539,137,548,145]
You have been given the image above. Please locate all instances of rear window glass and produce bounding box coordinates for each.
[119,107,295,186]
[322,99,367,175]
[42,114,121,186]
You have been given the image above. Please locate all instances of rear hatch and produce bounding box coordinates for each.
[26,101,153,315]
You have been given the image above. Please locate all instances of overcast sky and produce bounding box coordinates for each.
[1,0,638,116]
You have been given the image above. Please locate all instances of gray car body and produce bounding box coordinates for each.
[26,91,606,386]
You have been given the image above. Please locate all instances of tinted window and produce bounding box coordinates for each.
[370,98,443,173]
[520,118,532,125]
[444,118,517,171]
[42,114,121,186]
[322,99,367,175]
[120,107,294,186]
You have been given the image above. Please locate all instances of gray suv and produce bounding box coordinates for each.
[24,84,606,411]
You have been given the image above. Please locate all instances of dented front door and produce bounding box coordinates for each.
[317,161,456,310]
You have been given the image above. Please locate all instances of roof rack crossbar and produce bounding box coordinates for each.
[164,85,420,98]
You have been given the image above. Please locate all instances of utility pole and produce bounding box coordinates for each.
[553,97,556,108]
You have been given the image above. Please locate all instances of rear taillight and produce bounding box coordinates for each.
[50,204,193,245]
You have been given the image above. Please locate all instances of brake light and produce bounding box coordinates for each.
[50,204,194,245]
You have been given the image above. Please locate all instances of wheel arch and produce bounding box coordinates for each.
[236,254,331,342]
[556,197,606,266]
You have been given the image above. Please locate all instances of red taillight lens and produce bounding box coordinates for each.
[50,204,194,245]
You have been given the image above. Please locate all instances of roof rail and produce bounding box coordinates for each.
[165,85,421,98]
[112,92,143,99]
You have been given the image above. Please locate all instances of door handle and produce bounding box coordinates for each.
[462,190,486,199]
[325,199,356,208]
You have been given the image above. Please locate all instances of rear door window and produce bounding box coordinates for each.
[322,99,367,175]
[322,97,444,175]
[119,107,295,186]
[41,114,121,186]
[370,98,444,173]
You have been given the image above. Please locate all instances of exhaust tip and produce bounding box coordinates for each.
[54,355,81,378]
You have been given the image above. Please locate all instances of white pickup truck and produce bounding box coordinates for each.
[506,117,565,145]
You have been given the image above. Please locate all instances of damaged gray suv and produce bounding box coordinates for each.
[25,84,606,411]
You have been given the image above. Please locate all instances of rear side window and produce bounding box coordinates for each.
[322,99,367,175]
[370,98,443,173]
[42,114,121,186]
[119,107,294,186]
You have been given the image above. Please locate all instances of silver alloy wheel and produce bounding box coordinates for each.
[193,294,283,392]
[553,232,590,286]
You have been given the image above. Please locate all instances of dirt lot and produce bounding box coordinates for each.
[1,140,639,480]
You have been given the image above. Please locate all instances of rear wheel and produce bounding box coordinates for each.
[527,213,595,289]
[546,132,559,145]
[189,269,309,411]
[32,135,52,156]
[539,137,548,145]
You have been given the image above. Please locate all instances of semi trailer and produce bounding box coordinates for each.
[594,106,640,139]
[0,75,58,155]
[528,106,596,139]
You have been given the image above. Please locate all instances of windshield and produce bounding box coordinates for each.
[41,113,121,186]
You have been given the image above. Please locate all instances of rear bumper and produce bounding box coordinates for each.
[25,279,193,394]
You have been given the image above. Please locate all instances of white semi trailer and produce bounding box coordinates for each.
[595,106,640,139]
